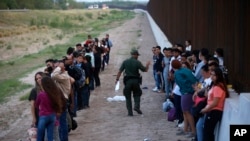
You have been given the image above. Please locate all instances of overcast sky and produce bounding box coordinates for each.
[76,0,149,2]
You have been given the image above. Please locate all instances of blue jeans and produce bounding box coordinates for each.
[82,85,90,107]
[59,110,68,141]
[196,115,205,141]
[163,68,171,97]
[37,114,55,141]
[153,70,162,89]
[89,77,94,90]
[106,49,110,64]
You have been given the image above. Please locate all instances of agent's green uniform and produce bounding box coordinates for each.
[119,57,147,115]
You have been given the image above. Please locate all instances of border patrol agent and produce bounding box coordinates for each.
[116,49,150,116]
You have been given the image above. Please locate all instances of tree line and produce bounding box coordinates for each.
[0,0,84,10]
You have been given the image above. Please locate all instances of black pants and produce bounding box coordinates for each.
[93,67,101,86]
[102,55,106,71]
[174,94,183,124]
[203,110,223,141]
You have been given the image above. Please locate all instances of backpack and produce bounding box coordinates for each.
[69,65,85,89]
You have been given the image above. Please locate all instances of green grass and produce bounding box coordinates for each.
[0,79,32,103]
[0,9,135,103]
[19,92,30,101]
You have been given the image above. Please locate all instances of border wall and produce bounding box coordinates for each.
[139,3,250,140]
[147,0,250,92]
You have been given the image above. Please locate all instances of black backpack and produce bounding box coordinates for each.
[68,65,86,89]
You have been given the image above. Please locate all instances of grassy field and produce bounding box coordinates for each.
[0,9,135,103]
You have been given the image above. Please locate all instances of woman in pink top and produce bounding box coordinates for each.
[201,67,229,141]
[36,76,64,141]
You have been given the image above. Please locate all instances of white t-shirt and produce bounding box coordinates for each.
[186,45,192,51]
[202,77,212,88]
[173,84,182,96]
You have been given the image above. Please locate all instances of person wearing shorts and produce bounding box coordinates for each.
[172,60,197,138]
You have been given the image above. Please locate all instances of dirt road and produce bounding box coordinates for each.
[0,11,188,141]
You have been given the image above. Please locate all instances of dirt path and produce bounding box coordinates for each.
[0,12,188,141]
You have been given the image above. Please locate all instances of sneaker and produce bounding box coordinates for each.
[178,122,184,128]
[185,133,195,138]
[176,130,188,136]
[157,90,163,93]
[152,87,158,92]
[176,127,182,131]
[190,137,196,141]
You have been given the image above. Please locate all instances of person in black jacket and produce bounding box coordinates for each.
[152,46,164,92]
[93,46,102,87]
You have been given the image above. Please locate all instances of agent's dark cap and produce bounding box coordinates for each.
[130,49,140,56]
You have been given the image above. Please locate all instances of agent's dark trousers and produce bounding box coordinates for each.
[123,79,142,115]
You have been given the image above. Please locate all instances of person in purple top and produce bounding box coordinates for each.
[36,76,65,141]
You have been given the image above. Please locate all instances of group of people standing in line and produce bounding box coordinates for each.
[114,39,228,141]
[28,34,112,141]
[151,40,229,141]
[27,34,228,141]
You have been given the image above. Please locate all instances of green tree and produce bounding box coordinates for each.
[16,0,35,9]
[6,0,18,9]
[58,0,67,9]
[0,0,8,9]
[34,0,53,9]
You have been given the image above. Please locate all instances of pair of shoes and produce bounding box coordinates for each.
[185,133,195,138]
[176,130,188,136]
[128,113,133,116]
[152,87,158,92]
[134,108,142,114]
[190,137,196,141]
[157,90,163,93]
[178,122,184,128]
[176,127,182,131]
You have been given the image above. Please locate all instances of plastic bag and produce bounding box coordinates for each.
[115,81,120,91]
[27,127,37,141]
[162,99,174,112]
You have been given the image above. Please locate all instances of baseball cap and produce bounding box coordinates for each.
[130,49,140,56]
